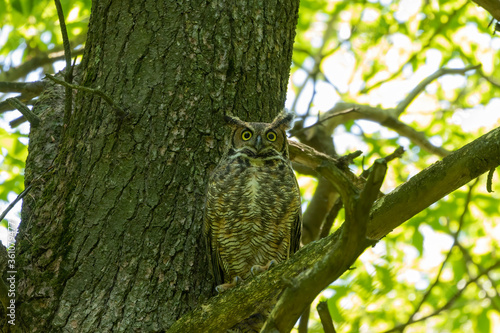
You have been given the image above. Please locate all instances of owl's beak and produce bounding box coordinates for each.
[255,135,262,151]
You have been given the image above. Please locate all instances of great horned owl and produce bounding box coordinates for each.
[204,111,302,294]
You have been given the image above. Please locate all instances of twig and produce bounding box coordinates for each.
[320,103,450,157]
[384,179,479,333]
[54,0,74,125]
[9,116,28,128]
[382,146,405,163]
[317,301,336,333]
[0,48,85,82]
[360,1,469,94]
[360,146,404,179]
[478,68,500,88]
[383,260,500,333]
[338,150,362,165]
[395,65,481,116]
[456,242,500,309]
[290,108,357,138]
[487,168,495,193]
[319,199,343,239]
[0,185,33,223]
[45,74,127,118]
[6,98,41,127]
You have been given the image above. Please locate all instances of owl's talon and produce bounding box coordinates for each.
[251,260,277,276]
[215,276,242,293]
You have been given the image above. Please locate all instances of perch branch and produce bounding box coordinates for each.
[167,125,500,333]
[45,74,127,118]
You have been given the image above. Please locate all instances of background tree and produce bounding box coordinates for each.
[0,1,499,333]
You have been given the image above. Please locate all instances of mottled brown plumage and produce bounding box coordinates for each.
[204,111,302,296]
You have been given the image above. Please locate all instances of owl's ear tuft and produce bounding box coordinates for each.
[224,115,246,128]
[271,110,294,130]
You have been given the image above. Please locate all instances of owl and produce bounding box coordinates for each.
[204,111,302,294]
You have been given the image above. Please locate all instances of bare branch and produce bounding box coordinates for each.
[395,65,481,116]
[383,260,500,333]
[54,0,74,125]
[0,48,85,82]
[45,74,128,118]
[317,301,336,333]
[319,103,450,157]
[6,98,40,127]
[487,167,495,193]
[0,185,33,224]
[360,2,469,94]
[0,81,46,94]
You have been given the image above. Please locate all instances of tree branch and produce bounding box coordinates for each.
[0,81,46,94]
[167,125,500,333]
[0,95,37,114]
[318,103,451,157]
[260,160,386,333]
[54,0,74,125]
[6,98,41,127]
[0,48,85,82]
[317,301,336,333]
[383,260,500,333]
[472,0,500,21]
[389,180,479,332]
[395,65,481,116]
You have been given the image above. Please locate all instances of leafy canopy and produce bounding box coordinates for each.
[0,0,499,332]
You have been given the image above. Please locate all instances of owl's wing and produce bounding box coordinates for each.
[290,208,302,255]
[203,206,225,286]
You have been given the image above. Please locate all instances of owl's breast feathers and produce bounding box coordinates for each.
[204,151,302,285]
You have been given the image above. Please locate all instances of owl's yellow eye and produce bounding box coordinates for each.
[266,131,277,142]
[241,130,252,141]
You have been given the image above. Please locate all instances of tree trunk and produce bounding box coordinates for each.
[8,1,299,331]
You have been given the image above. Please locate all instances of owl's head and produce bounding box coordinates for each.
[224,111,294,157]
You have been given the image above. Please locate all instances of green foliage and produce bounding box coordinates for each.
[291,0,500,332]
[0,0,499,331]
[0,0,89,233]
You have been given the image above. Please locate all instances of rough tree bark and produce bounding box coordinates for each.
[1,1,300,331]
